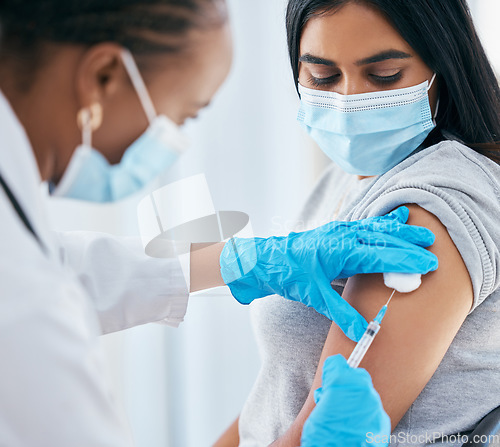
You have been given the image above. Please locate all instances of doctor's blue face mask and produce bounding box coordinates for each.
[297,74,438,176]
[52,49,189,203]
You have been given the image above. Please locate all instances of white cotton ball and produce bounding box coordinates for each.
[383,272,422,293]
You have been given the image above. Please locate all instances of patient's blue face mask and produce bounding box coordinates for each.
[52,50,188,202]
[297,74,437,176]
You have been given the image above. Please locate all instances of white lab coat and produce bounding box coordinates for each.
[0,91,190,446]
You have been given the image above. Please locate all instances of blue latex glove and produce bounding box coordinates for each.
[220,206,438,341]
[301,355,390,447]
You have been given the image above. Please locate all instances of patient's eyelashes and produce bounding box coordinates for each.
[369,72,403,85]
[304,70,404,90]
[308,74,340,87]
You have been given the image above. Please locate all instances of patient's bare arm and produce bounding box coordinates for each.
[270,204,474,446]
[213,416,239,447]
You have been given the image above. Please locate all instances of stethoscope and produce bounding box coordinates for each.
[0,171,46,253]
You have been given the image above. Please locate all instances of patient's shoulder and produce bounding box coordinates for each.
[342,139,500,311]
[388,139,500,191]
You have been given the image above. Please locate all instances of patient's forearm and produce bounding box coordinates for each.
[269,399,315,446]
[213,416,240,447]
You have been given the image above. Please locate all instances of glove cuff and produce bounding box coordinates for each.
[220,237,278,304]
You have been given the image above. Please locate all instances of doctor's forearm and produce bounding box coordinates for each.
[190,242,226,292]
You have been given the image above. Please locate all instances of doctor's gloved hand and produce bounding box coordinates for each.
[219,206,438,341]
[301,355,390,447]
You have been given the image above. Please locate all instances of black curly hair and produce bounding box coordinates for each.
[0,0,227,88]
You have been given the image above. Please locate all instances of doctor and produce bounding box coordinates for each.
[0,0,437,445]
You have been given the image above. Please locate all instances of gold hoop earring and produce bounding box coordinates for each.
[77,103,103,147]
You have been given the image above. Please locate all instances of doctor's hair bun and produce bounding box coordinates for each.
[0,0,227,55]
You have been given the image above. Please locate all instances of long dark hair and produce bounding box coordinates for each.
[286,0,500,163]
[0,0,227,88]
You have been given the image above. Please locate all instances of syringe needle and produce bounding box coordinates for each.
[386,289,396,306]
[373,289,396,325]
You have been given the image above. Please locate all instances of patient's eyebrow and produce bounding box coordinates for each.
[299,54,336,66]
[355,50,412,66]
[299,50,412,67]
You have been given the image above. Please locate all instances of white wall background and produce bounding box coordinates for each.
[46,1,500,446]
[468,0,500,75]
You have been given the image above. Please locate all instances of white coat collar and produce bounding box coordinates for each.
[0,90,56,257]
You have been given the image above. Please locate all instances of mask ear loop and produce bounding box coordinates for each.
[121,49,157,124]
[427,73,437,91]
[433,97,440,125]
[427,73,439,125]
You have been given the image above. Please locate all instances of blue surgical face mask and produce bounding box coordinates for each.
[297,74,437,176]
[52,50,189,202]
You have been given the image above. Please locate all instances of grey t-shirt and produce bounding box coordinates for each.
[238,140,500,447]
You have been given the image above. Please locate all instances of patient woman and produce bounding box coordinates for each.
[215,0,500,446]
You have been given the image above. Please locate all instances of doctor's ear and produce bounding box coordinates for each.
[74,43,133,110]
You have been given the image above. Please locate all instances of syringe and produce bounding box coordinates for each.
[347,289,396,368]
